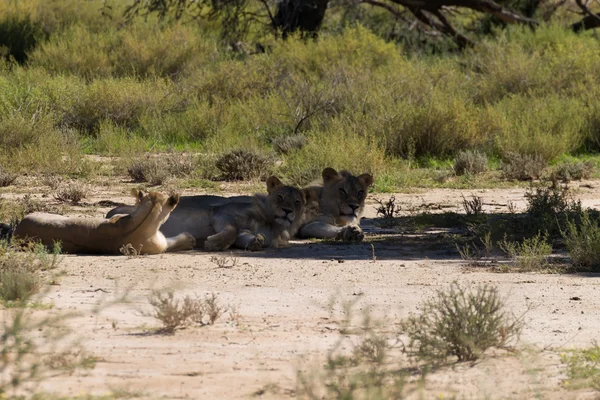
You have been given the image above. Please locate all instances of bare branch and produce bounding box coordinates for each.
[571,0,600,32]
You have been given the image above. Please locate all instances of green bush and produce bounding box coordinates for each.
[564,211,600,273]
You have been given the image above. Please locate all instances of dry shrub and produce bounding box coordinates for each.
[147,291,223,333]
[215,149,273,181]
[127,153,196,185]
[501,152,547,181]
[54,182,87,204]
[402,281,524,364]
[453,150,488,176]
[550,161,593,183]
[272,134,306,155]
[0,168,17,187]
[499,233,553,272]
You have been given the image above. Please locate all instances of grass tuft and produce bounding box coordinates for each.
[54,181,88,204]
[564,210,600,273]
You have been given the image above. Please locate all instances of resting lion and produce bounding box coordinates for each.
[107,177,306,251]
[13,189,195,254]
[297,167,373,242]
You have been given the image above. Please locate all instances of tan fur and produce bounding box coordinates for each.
[204,176,307,251]
[297,167,374,242]
[13,190,195,255]
[106,177,306,252]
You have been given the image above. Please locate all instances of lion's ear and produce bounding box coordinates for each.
[167,193,180,207]
[358,173,374,188]
[322,167,339,184]
[131,189,145,202]
[266,176,284,194]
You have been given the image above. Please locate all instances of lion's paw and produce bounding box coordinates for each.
[246,234,265,251]
[204,236,229,252]
[182,232,196,250]
[337,225,364,243]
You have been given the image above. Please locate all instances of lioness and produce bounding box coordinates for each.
[107,176,306,251]
[13,189,195,254]
[297,167,373,242]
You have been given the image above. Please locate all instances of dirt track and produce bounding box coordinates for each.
[4,181,600,399]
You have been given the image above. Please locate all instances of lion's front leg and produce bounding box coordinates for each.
[234,230,265,251]
[165,232,196,252]
[335,225,364,243]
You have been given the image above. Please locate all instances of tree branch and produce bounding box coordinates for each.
[571,0,600,32]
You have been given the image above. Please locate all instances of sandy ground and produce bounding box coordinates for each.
[3,179,600,399]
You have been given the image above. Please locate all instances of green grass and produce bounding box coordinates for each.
[0,3,599,190]
[561,344,600,390]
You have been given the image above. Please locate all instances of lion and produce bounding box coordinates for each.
[297,167,374,242]
[12,189,195,255]
[106,176,306,251]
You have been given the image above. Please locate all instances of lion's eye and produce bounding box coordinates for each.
[358,190,364,198]
[277,195,284,202]
[339,188,347,196]
[295,200,301,206]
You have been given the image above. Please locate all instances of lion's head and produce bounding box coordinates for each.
[264,176,306,231]
[130,189,180,227]
[319,167,373,226]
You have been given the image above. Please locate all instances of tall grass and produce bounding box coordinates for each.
[0,3,598,188]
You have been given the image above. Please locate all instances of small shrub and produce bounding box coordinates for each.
[126,153,196,185]
[525,184,582,238]
[453,150,488,176]
[461,194,483,216]
[550,161,593,183]
[564,210,600,272]
[54,182,87,205]
[501,152,547,181]
[147,290,223,333]
[0,168,17,187]
[375,196,401,219]
[498,233,552,271]
[272,134,306,155]
[215,149,273,181]
[402,281,524,364]
[127,157,169,186]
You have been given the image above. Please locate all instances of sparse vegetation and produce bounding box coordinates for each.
[550,160,593,183]
[375,196,401,219]
[147,291,224,333]
[561,343,600,390]
[0,239,61,305]
[402,282,524,364]
[499,233,553,272]
[272,134,306,155]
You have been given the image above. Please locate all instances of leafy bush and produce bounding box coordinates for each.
[501,152,547,181]
[0,8,44,63]
[403,282,524,364]
[127,153,197,185]
[525,184,582,238]
[564,211,600,272]
[454,150,488,176]
[215,149,273,181]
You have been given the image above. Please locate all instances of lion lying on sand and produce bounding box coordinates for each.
[13,189,195,255]
[107,177,306,251]
[297,168,374,242]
